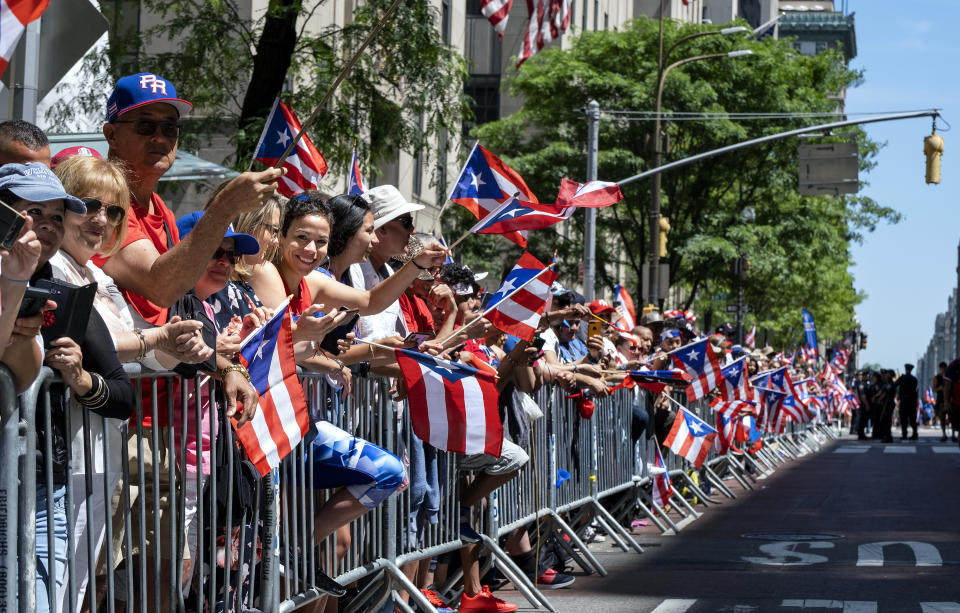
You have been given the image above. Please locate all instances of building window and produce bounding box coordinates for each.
[466,0,482,16]
[442,0,451,43]
[582,0,588,30]
[816,41,829,53]
[466,8,502,74]
[463,75,501,137]
[604,12,608,30]
[593,0,599,30]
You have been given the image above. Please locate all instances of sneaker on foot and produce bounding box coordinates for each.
[422,589,455,613]
[536,568,575,590]
[458,585,519,613]
[460,522,482,543]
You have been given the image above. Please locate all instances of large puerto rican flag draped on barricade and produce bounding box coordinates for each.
[235,301,311,476]
[483,252,558,341]
[663,406,718,469]
[449,143,537,247]
[669,338,722,402]
[253,98,328,197]
[0,0,48,76]
[612,284,636,331]
[396,349,503,457]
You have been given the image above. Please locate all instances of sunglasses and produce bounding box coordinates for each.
[393,214,414,231]
[80,198,125,225]
[113,119,182,138]
[211,247,238,264]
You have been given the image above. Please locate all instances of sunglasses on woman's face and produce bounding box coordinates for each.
[80,198,125,225]
[211,247,238,265]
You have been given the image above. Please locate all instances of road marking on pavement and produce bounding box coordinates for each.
[920,603,960,613]
[780,600,876,612]
[651,599,697,613]
[743,541,833,566]
[834,447,870,453]
[883,446,916,453]
[856,541,942,567]
[932,446,960,454]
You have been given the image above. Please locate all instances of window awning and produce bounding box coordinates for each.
[46,133,240,182]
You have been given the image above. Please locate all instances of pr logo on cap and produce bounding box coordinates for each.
[139,74,167,95]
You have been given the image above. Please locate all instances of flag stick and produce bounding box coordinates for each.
[274,0,406,168]
[431,140,479,234]
[445,228,474,252]
[435,259,558,347]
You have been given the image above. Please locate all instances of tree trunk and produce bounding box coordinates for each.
[237,0,300,155]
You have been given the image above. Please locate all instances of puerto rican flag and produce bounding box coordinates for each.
[612,284,636,331]
[0,0,48,76]
[484,252,557,341]
[396,349,503,457]
[829,347,850,374]
[712,398,753,455]
[555,178,623,208]
[348,147,365,196]
[234,301,310,476]
[448,143,537,247]
[651,442,672,508]
[669,338,721,402]
[744,322,756,348]
[925,387,935,405]
[619,370,693,395]
[253,98,328,197]
[663,407,717,469]
[718,356,753,402]
[780,395,810,423]
[469,197,576,238]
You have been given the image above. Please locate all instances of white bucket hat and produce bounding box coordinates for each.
[362,185,425,230]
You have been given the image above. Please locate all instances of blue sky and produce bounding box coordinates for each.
[844,0,959,369]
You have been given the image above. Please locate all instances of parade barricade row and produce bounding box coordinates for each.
[0,365,838,613]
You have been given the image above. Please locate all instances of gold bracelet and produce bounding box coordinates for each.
[218,363,250,382]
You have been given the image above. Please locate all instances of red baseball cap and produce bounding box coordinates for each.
[588,299,617,315]
[50,146,103,168]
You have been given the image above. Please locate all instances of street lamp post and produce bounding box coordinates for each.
[647,2,751,306]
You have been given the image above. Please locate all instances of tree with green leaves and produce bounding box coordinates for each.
[460,16,897,347]
[46,0,470,180]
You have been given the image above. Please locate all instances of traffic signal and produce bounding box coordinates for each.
[924,130,944,184]
[860,333,868,350]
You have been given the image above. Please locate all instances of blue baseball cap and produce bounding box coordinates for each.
[176,211,260,256]
[0,163,86,214]
[106,73,193,123]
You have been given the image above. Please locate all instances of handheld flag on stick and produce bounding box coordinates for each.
[234,300,310,476]
[555,178,623,208]
[651,442,672,508]
[612,284,636,331]
[348,148,365,196]
[0,0,49,76]
[484,252,558,341]
[254,99,327,197]
[744,322,756,348]
[668,338,722,402]
[663,406,718,469]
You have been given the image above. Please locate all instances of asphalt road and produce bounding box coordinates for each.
[500,427,960,613]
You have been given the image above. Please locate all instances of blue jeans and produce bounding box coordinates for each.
[35,484,68,613]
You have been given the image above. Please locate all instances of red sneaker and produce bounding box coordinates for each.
[422,589,455,613]
[458,585,519,613]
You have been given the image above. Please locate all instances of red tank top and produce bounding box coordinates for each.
[283,275,312,316]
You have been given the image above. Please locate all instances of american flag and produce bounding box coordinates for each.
[481,0,515,37]
[612,284,636,331]
[663,406,718,469]
[669,338,722,402]
[517,0,573,67]
[718,356,753,402]
[744,322,756,348]
[484,252,558,341]
[234,301,310,476]
[555,178,623,208]
[663,309,697,323]
[449,143,537,247]
[0,0,48,76]
[348,147,365,196]
[396,349,503,457]
[253,98,328,197]
[651,442,672,508]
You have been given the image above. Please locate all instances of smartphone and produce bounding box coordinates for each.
[0,198,26,250]
[17,286,51,318]
[587,320,603,338]
[531,336,546,352]
[318,310,361,355]
[404,331,431,346]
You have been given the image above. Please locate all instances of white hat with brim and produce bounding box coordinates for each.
[362,185,425,230]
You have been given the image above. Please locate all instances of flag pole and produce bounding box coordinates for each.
[274,0,406,168]
[435,257,558,347]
